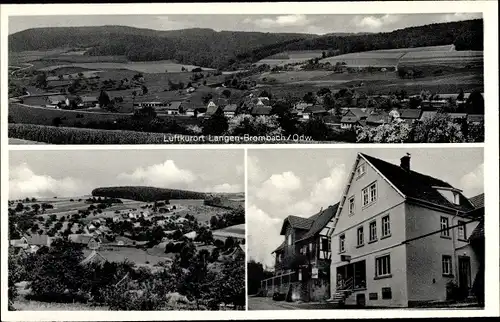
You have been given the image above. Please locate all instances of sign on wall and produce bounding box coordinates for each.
[311,267,318,279]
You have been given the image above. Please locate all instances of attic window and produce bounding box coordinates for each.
[356,163,366,179]
[435,187,462,205]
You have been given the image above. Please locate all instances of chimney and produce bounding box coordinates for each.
[400,153,411,171]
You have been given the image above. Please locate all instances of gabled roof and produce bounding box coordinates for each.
[272,241,285,254]
[469,193,484,209]
[296,203,339,242]
[25,234,51,246]
[47,95,66,103]
[81,96,98,102]
[399,109,422,119]
[68,234,94,244]
[304,105,327,114]
[467,114,484,123]
[205,105,222,117]
[419,111,438,121]
[366,111,390,124]
[251,106,272,116]
[341,116,360,124]
[360,153,475,212]
[165,101,182,110]
[223,104,238,112]
[279,215,314,235]
[273,204,339,253]
[344,108,369,119]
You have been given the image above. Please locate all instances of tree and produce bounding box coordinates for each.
[222,89,231,98]
[466,90,484,114]
[259,90,271,99]
[141,85,148,95]
[202,113,229,135]
[299,118,331,141]
[29,240,88,302]
[209,216,219,229]
[303,91,315,104]
[413,113,464,143]
[15,202,24,212]
[457,89,465,101]
[179,241,197,268]
[98,90,111,108]
[224,237,235,250]
[34,73,48,89]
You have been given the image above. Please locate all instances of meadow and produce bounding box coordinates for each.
[38,60,214,74]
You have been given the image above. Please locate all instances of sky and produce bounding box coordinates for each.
[247,148,484,268]
[9,149,244,200]
[8,13,482,35]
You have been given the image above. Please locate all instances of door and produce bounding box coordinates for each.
[458,256,471,296]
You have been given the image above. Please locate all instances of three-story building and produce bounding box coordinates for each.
[328,153,483,307]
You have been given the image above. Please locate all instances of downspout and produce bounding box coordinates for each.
[452,210,459,286]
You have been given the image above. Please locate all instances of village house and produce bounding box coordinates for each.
[46,95,67,108]
[327,153,483,307]
[162,101,182,115]
[261,205,338,302]
[79,96,99,108]
[467,114,484,125]
[365,111,391,127]
[223,104,239,118]
[302,105,328,120]
[10,234,55,253]
[250,105,272,117]
[204,101,223,119]
[133,101,167,110]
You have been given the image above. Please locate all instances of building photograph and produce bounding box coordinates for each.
[247,148,484,309]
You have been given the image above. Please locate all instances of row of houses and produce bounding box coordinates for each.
[339,108,484,129]
[46,95,99,109]
[133,96,272,119]
[261,153,484,307]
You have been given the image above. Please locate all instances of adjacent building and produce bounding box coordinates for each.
[261,205,338,302]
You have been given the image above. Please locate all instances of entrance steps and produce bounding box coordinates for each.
[326,289,352,306]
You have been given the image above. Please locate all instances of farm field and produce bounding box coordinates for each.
[13,298,108,311]
[174,204,232,223]
[37,60,214,74]
[257,50,326,67]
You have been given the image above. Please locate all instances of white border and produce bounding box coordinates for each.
[1,1,499,320]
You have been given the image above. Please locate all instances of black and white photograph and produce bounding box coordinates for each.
[247,148,485,309]
[6,13,484,144]
[7,149,245,311]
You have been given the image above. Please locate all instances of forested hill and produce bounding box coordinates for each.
[235,19,483,65]
[9,26,313,68]
[9,19,482,69]
[91,186,209,201]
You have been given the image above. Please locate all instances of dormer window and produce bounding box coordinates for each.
[434,186,462,205]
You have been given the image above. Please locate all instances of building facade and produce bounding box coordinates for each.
[261,206,337,302]
[328,153,483,307]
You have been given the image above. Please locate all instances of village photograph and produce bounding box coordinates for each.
[247,148,485,309]
[6,12,484,144]
[7,149,245,311]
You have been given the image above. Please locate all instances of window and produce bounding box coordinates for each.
[321,237,329,252]
[362,182,377,206]
[309,242,313,253]
[381,287,392,299]
[458,221,467,240]
[339,234,345,253]
[381,215,391,237]
[356,164,366,178]
[375,255,391,278]
[369,221,377,242]
[357,226,364,247]
[287,234,292,245]
[442,255,452,276]
[440,217,450,237]
[348,197,355,216]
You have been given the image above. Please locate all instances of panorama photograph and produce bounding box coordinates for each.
[247,148,484,309]
[7,13,484,144]
[8,149,245,311]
